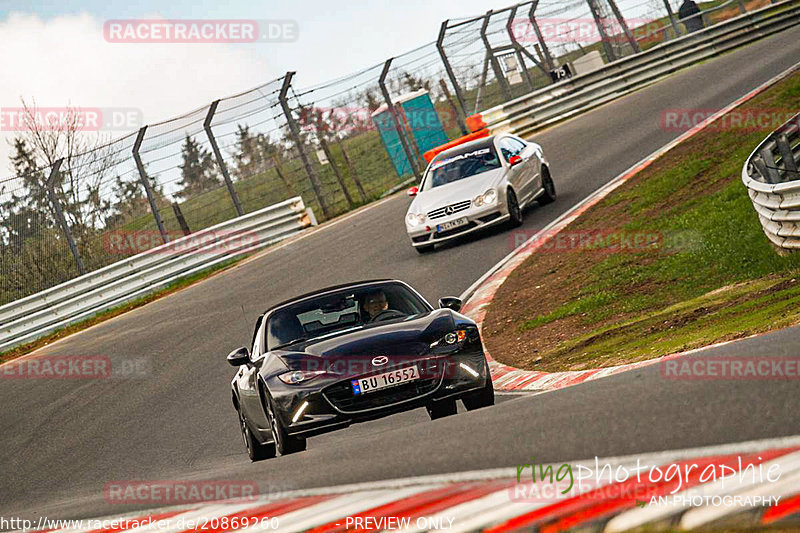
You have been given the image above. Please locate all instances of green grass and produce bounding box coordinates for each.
[497,69,800,371]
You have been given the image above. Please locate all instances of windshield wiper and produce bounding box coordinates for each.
[271,337,308,350]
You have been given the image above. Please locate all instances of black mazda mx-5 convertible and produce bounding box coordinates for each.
[228,279,494,460]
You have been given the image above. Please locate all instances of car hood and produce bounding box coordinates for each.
[274,309,457,374]
[409,168,505,215]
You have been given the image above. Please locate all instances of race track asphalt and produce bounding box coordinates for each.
[2,27,799,521]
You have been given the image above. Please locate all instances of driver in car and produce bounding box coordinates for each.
[363,290,394,322]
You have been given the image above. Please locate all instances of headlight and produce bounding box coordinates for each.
[406,212,426,227]
[430,329,468,348]
[277,370,327,384]
[473,189,497,208]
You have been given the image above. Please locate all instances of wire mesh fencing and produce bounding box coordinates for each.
[0,0,773,307]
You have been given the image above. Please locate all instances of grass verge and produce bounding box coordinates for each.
[481,69,800,372]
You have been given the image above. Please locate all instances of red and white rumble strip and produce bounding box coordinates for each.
[458,60,800,393]
[14,436,800,532]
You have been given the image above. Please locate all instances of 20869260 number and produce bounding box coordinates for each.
[195,516,279,530]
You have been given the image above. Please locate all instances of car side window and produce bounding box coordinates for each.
[499,137,526,162]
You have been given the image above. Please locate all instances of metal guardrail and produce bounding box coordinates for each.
[743,112,800,250]
[468,0,800,138]
[0,198,315,352]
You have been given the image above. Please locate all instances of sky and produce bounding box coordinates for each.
[0,0,514,176]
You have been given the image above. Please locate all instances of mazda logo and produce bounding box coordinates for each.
[371,356,389,366]
[444,205,455,215]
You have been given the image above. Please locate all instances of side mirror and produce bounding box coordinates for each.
[509,155,523,167]
[407,186,419,197]
[438,297,462,313]
[227,346,250,367]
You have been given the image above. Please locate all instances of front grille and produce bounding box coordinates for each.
[323,364,441,413]
[434,222,477,239]
[427,200,471,220]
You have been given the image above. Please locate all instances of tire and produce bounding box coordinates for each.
[507,188,523,227]
[238,408,276,461]
[426,399,457,420]
[462,362,495,411]
[537,167,556,206]
[263,390,306,455]
[415,244,435,254]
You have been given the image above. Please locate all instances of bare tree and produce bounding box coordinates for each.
[11,98,120,231]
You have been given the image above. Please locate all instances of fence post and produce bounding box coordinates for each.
[204,99,245,217]
[172,202,192,235]
[736,0,747,13]
[662,0,683,37]
[278,71,332,219]
[587,0,618,62]
[439,79,468,135]
[132,126,169,244]
[271,154,295,196]
[335,139,367,201]
[379,58,422,181]
[528,1,556,72]
[606,0,641,53]
[480,10,513,102]
[505,6,536,91]
[318,136,355,209]
[436,20,469,121]
[45,159,86,276]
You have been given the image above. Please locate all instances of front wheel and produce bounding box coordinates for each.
[537,168,556,206]
[507,188,523,227]
[427,399,457,420]
[462,363,495,411]
[238,409,276,461]
[264,391,306,455]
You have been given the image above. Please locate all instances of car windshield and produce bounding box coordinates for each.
[265,283,430,350]
[422,145,501,191]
